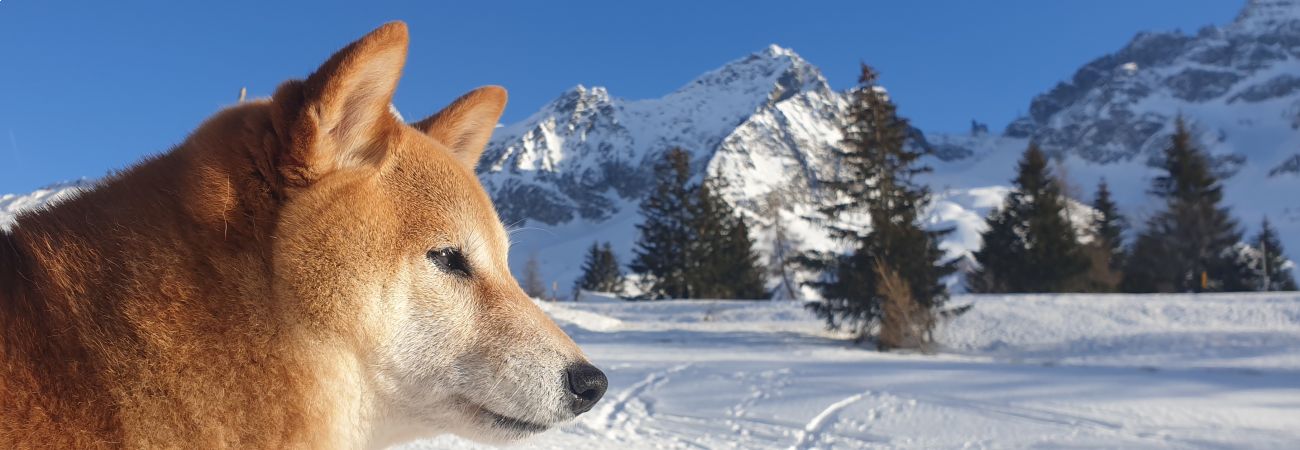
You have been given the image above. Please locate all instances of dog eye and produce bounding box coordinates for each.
[427,248,472,278]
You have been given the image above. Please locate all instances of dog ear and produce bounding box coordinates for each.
[413,86,507,170]
[270,22,408,186]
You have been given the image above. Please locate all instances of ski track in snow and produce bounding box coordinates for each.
[397,294,1300,449]
[789,391,870,450]
[588,363,693,437]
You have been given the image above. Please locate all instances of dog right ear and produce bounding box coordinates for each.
[413,86,508,171]
[269,22,409,187]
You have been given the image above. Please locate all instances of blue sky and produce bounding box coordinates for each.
[0,0,1243,194]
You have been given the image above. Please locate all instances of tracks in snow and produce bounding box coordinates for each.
[789,391,872,450]
[587,363,693,436]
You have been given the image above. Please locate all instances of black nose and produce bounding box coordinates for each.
[565,363,607,415]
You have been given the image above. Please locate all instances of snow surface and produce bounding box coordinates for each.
[403,293,1300,449]
[3,171,1298,450]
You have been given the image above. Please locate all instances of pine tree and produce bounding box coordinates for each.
[1123,117,1243,293]
[1091,179,1127,271]
[1074,179,1127,292]
[687,179,767,299]
[1250,218,1298,291]
[808,64,954,347]
[967,204,1020,293]
[630,148,695,299]
[719,217,768,299]
[574,241,625,297]
[969,143,1089,293]
[522,254,547,299]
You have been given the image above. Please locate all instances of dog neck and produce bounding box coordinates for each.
[0,103,380,447]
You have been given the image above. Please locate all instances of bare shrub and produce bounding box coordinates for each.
[875,260,935,351]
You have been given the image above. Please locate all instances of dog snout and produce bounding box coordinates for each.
[564,362,607,415]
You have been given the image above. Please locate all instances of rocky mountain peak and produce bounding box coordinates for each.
[1002,0,1300,165]
[1232,0,1300,32]
[672,44,830,104]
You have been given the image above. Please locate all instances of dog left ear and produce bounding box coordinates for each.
[413,86,507,170]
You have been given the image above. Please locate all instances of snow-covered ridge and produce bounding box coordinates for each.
[478,44,1025,295]
[478,44,832,226]
[1233,0,1300,31]
[0,180,91,231]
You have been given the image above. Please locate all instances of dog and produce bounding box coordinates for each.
[0,21,606,448]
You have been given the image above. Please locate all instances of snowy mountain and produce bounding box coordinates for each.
[1003,0,1300,170]
[480,45,839,226]
[486,0,1300,296]
[479,45,1028,297]
[937,0,1300,286]
[4,1,1297,296]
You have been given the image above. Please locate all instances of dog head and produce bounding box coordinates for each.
[250,22,605,445]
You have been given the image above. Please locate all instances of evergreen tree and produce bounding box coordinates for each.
[1123,117,1243,293]
[1075,179,1127,292]
[718,217,768,299]
[1250,218,1298,291]
[687,179,767,299]
[574,241,625,296]
[1091,179,1127,271]
[966,204,1019,293]
[808,64,954,346]
[630,148,695,299]
[969,143,1089,293]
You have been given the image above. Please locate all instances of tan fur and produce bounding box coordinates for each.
[0,22,591,449]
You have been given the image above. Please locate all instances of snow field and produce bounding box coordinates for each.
[406,292,1300,449]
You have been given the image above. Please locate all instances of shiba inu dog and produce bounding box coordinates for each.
[0,21,605,448]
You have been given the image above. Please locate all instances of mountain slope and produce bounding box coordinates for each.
[1005,0,1300,167]
[479,45,1022,297]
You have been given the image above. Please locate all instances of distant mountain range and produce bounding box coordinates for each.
[479,0,1300,295]
[4,0,1298,296]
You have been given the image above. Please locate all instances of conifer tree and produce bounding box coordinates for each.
[574,241,625,296]
[1091,179,1127,271]
[1074,179,1127,292]
[1250,218,1298,291]
[1123,117,1243,293]
[969,143,1088,293]
[687,180,767,299]
[808,64,954,346]
[718,217,768,299]
[630,148,695,299]
[966,204,1020,293]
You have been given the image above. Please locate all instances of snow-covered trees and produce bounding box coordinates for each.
[630,148,767,300]
[806,64,954,347]
[969,143,1089,293]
